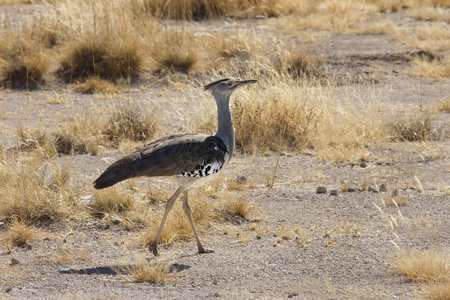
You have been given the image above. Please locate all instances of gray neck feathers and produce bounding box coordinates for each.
[213,92,235,158]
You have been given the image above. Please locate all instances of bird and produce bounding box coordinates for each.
[93,78,257,256]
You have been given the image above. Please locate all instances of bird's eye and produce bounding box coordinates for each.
[226,81,233,87]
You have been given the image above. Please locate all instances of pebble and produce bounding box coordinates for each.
[391,189,400,197]
[360,161,368,168]
[329,190,338,196]
[316,186,327,194]
[368,185,377,192]
[347,188,356,192]
[379,183,387,192]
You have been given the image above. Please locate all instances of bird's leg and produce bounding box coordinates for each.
[150,187,184,256]
[182,190,214,254]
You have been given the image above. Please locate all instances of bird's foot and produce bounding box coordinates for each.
[150,242,159,257]
[198,247,215,254]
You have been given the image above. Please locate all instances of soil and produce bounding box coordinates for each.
[0,9,449,300]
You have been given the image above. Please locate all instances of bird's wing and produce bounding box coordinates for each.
[94,133,228,189]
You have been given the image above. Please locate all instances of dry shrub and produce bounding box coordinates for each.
[104,108,158,144]
[59,35,141,83]
[0,159,78,223]
[389,113,435,142]
[117,255,175,283]
[0,33,49,89]
[390,249,449,282]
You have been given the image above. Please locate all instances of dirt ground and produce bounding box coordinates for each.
[1,9,449,300]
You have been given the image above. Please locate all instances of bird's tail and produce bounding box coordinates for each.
[93,157,135,189]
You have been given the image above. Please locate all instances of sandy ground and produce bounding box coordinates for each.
[1,9,449,300]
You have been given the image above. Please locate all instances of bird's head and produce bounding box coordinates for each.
[204,78,257,98]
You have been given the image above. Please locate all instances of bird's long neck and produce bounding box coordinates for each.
[214,93,235,159]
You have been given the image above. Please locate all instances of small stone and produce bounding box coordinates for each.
[379,183,387,192]
[330,190,338,196]
[360,161,368,168]
[316,186,327,194]
[368,185,378,192]
[5,286,12,293]
[347,188,356,192]
[10,258,20,266]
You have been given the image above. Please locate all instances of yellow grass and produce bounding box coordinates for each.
[2,219,37,248]
[0,158,79,223]
[390,249,450,282]
[117,255,175,283]
[410,54,450,81]
[0,33,49,89]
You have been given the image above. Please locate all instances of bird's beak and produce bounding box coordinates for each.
[237,79,257,87]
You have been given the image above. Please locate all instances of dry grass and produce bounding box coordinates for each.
[136,0,301,19]
[389,113,435,142]
[58,35,141,83]
[390,249,450,282]
[0,33,49,89]
[434,99,450,113]
[104,108,158,145]
[2,219,37,248]
[72,77,121,94]
[410,54,450,81]
[117,255,175,283]
[0,159,79,223]
[221,194,256,220]
[425,282,450,300]
[90,188,135,214]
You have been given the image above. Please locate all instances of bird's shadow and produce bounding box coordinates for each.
[59,263,191,276]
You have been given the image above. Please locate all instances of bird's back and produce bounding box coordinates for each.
[94,133,229,189]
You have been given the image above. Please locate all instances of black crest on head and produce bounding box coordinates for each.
[204,78,230,91]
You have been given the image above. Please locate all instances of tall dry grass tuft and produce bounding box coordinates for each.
[117,255,175,283]
[2,219,37,248]
[390,249,449,282]
[389,113,435,142]
[53,114,104,155]
[58,35,141,83]
[90,188,135,214]
[410,54,450,81]
[104,108,158,145]
[0,33,49,89]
